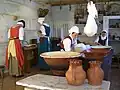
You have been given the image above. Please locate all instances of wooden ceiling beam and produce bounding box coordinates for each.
[46,0,86,6]
[46,0,120,6]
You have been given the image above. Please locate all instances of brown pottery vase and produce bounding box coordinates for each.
[65,59,86,86]
[87,61,104,86]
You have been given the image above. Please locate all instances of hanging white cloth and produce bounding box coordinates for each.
[84,1,98,37]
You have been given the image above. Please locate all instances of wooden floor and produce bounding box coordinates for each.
[0,67,120,90]
[0,68,52,90]
[110,68,120,90]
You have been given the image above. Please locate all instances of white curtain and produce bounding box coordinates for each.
[51,21,71,39]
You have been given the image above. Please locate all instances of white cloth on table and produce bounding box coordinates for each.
[75,43,91,51]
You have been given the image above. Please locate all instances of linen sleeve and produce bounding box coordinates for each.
[40,25,46,36]
[19,27,24,40]
[8,29,10,39]
[94,36,99,43]
[63,38,72,51]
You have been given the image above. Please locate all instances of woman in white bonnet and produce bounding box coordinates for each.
[94,30,108,46]
[60,26,79,51]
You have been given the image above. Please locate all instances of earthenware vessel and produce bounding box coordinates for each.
[87,61,104,86]
[66,59,86,85]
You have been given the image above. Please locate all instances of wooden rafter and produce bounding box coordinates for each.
[46,0,86,6]
[46,0,120,6]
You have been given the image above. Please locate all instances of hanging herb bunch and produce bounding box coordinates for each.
[37,8,49,17]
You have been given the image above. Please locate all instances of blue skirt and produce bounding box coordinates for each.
[37,37,50,70]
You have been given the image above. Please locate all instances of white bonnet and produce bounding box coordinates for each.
[17,22,23,26]
[38,17,45,23]
[102,30,107,33]
[69,26,79,34]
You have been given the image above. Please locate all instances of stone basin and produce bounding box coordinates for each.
[40,51,80,76]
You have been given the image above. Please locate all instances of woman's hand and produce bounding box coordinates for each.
[95,42,102,46]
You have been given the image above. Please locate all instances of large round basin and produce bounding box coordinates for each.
[40,51,80,76]
[91,46,111,50]
[83,46,112,61]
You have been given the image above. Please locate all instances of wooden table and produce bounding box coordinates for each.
[16,74,110,90]
[23,45,38,73]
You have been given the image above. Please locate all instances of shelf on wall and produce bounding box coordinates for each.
[75,24,85,25]
[79,35,97,37]
[109,40,120,42]
[0,12,19,17]
[109,28,120,30]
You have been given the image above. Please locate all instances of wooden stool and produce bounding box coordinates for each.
[0,65,5,78]
[0,65,5,90]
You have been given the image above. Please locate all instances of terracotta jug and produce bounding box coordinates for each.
[65,59,86,86]
[87,61,104,86]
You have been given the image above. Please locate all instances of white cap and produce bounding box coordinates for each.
[17,22,23,26]
[69,26,79,34]
[38,17,45,24]
[102,30,107,33]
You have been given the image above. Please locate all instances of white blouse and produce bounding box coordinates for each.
[39,23,50,36]
[63,35,77,51]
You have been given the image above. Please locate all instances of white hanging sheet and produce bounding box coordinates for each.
[84,1,98,37]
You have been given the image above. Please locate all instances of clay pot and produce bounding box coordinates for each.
[65,59,86,86]
[87,61,104,86]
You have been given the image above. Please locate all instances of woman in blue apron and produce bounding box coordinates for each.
[37,18,50,70]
